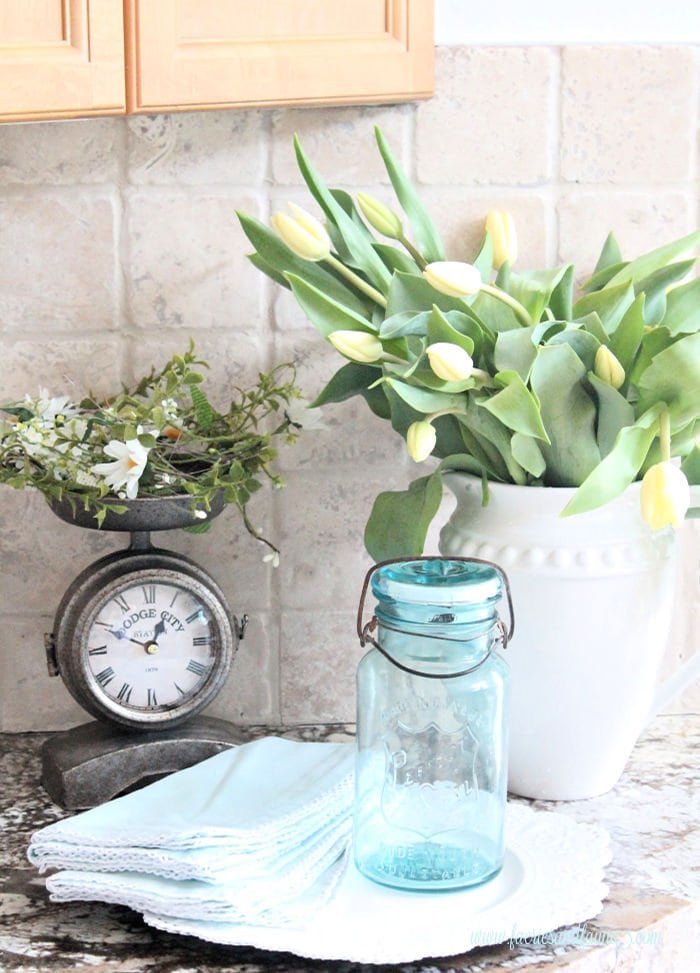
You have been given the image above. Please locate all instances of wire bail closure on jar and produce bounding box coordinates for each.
[356,556,515,680]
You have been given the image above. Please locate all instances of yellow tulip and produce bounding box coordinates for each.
[594,346,625,390]
[271,203,331,261]
[485,210,518,268]
[640,462,690,529]
[423,261,482,298]
[328,330,383,363]
[357,192,403,239]
[426,342,474,382]
[406,421,436,462]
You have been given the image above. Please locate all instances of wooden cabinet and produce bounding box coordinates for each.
[0,1,126,121]
[0,0,433,123]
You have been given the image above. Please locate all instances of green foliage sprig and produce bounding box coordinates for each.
[0,343,303,558]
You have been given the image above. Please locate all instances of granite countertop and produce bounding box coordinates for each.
[0,716,698,973]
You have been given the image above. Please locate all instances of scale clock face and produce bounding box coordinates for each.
[85,579,220,715]
[52,553,236,730]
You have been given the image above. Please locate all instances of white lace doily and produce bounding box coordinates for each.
[144,803,611,964]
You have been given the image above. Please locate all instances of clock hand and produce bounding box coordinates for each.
[153,619,167,641]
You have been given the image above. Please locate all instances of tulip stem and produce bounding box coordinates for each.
[480,284,533,326]
[325,255,387,308]
[659,408,671,463]
[399,234,428,270]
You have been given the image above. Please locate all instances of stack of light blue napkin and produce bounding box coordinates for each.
[28,736,354,926]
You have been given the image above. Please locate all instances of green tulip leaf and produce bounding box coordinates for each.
[458,399,527,484]
[635,259,695,326]
[548,264,575,320]
[547,327,600,373]
[609,293,645,376]
[479,370,550,442]
[426,306,475,355]
[471,290,522,334]
[493,326,539,380]
[587,371,636,457]
[506,266,570,323]
[374,127,446,263]
[530,343,601,486]
[681,444,700,485]
[387,271,469,316]
[607,230,700,288]
[384,378,466,416]
[473,233,494,281]
[312,362,380,406]
[593,232,624,275]
[293,136,391,291]
[637,331,700,426]
[572,281,635,334]
[511,433,546,478]
[562,404,664,515]
[380,310,432,339]
[285,273,376,338]
[659,277,700,335]
[364,470,445,560]
[373,243,420,275]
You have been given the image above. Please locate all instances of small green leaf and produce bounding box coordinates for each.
[548,264,575,320]
[285,273,375,338]
[593,232,623,275]
[637,330,700,426]
[311,362,380,407]
[493,326,539,380]
[609,293,645,377]
[385,378,466,416]
[426,306,475,355]
[479,370,550,442]
[373,243,420,275]
[681,444,700,485]
[364,470,444,560]
[511,433,546,477]
[635,259,695,326]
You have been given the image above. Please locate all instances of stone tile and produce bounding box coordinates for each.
[0,614,87,731]
[280,610,362,723]
[271,105,410,185]
[206,613,279,724]
[416,47,554,186]
[557,191,694,280]
[1,335,125,401]
[275,468,410,611]
[0,491,123,616]
[561,46,697,184]
[0,194,117,331]
[0,118,122,185]
[127,110,267,186]
[126,190,261,331]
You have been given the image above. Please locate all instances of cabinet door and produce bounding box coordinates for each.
[125,0,433,112]
[0,1,125,122]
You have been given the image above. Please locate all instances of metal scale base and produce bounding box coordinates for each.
[41,716,250,809]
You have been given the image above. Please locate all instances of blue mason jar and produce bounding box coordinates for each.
[354,557,513,891]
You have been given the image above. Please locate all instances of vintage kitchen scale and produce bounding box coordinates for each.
[42,496,249,809]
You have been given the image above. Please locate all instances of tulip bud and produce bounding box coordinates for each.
[423,261,482,298]
[426,342,474,382]
[328,330,383,364]
[270,203,331,261]
[640,462,690,529]
[406,420,436,463]
[594,346,625,390]
[356,192,403,239]
[485,210,518,269]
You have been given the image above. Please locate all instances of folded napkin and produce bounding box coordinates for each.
[30,736,354,923]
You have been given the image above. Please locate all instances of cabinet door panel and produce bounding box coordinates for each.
[126,0,433,112]
[0,0,125,121]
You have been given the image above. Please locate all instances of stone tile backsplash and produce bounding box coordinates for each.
[0,45,698,730]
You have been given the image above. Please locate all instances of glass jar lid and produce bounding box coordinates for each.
[370,558,503,608]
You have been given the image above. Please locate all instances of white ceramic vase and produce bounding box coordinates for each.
[438,472,688,801]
